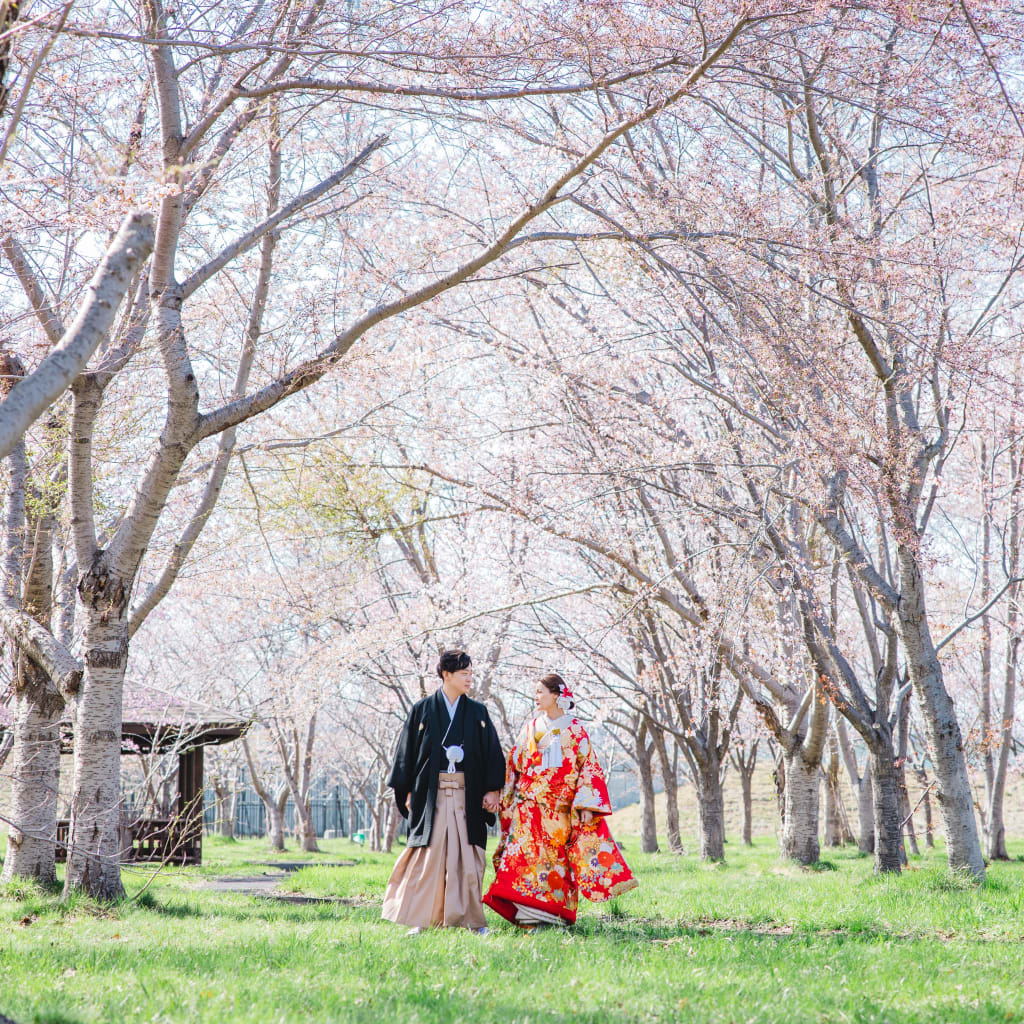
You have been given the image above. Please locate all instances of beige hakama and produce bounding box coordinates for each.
[382,772,487,929]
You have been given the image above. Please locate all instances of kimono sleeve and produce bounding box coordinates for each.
[571,727,613,817]
[498,722,530,814]
[387,706,419,818]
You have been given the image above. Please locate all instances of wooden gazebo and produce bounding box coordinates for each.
[51,683,249,865]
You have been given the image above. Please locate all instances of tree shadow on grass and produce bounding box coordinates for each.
[569,913,1021,947]
[282,990,1022,1024]
[28,1012,86,1024]
[138,893,383,927]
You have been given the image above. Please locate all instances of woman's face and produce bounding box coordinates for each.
[534,681,559,716]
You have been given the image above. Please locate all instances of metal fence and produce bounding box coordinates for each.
[202,783,376,839]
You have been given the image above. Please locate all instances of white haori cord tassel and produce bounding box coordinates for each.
[441,711,464,773]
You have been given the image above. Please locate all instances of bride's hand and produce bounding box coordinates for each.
[580,810,594,825]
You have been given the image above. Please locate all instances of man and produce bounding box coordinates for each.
[382,649,505,934]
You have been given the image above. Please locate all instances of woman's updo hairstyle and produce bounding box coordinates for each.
[437,648,472,679]
[540,672,573,709]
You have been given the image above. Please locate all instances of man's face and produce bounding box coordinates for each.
[443,667,473,697]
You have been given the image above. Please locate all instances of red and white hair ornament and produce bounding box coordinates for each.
[556,685,574,711]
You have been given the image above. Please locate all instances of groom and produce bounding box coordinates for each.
[382,649,506,933]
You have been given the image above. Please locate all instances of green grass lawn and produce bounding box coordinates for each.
[2,834,1024,1024]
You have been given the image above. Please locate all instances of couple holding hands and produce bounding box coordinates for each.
[382,649,637,933]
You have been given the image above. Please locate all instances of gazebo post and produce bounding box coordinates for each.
[177,745,204,865]
[36,683,246,865]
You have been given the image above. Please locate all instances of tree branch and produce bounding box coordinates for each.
[0,211,153,459]
[181,134,387,299]
[1,233,65,344]
[232,56,691,104]
[194,13,753,441]
[0,604,82,698]
[934,575,1024,654]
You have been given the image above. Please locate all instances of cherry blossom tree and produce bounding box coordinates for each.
[1,0,765,896]
[464,2,1024,879]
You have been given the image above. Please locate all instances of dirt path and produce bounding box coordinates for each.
[201,861,358,904]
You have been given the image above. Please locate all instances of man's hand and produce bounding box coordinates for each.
[482,790,500,813]
[405,793,411,812]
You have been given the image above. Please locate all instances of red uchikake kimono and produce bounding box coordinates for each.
[483,713,638,925]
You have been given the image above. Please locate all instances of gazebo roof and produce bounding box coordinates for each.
[118,683,250,754]
[0,681,249,755]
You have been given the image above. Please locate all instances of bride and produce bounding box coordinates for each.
[483,673,638,927]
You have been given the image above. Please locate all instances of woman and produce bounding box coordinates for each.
[484,673,638,927]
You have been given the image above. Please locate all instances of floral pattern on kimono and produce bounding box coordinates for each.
[483,714,638,925]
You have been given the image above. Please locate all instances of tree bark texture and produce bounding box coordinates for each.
[295,798,319,852]
[780,750,820,865]
[897,768,918,857]
[635,723,659,854]
[986,582,1019,860]
[897,553,985,879]
[869,747,904,874]
[823,744,849,847]
[383,803,400,854]
[920,776,936,850]
[1,429,64,883]
[63,582,129,900]
[651,724,682,853]
[895,698,918,857]
[837,719,874,854]
[985,434,1021,861]
[729,740,758,847]
[695,757,726,861]
[266,790,288,851]
[0,686,61,883]
[213,777,236,838]
[855,761,875,855]
[772,748,786,831]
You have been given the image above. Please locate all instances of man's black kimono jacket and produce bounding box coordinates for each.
[388,690,505,850]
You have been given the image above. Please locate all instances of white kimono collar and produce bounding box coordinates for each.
[534,713,574,770]
[537,713,574,733]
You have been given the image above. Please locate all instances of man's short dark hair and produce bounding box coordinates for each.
[436,649,472,679]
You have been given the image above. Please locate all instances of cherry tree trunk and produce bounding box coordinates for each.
[266,800,287,851]
[371,808,382,852]
[869,748,904,874]
[897,556,985,878]
[695,758,726,861]
[779,751,819,865]
[824,749,845,847]
[739,766,754,846]
[664,772,682,853]
[986,635,1017,861]
[895,700,918,856]
[897,768,919,856]
[295,799,319,852]
[383,804,400,854]
[921,784,936,850]
[1,685,61,883]
[1,429,64,884]
[63,580,130,900]
[651,726,682,852]
[213,779,236,838]
[987,782,1009,861]
[855,761,875,855]
[635,732,659,854]
[772,751,786,830]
